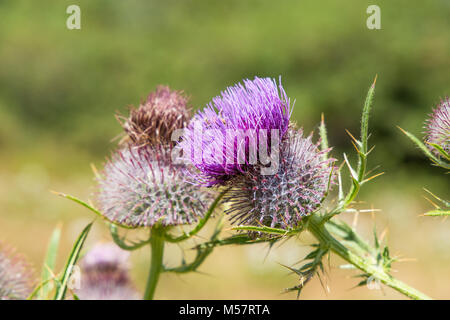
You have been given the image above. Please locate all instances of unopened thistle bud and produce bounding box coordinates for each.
[119,85,190,148]
[0,242,34,300]
[223,130,334,230]
[424,97,450,156]
[96,146,212,228]
[76,243,140,300]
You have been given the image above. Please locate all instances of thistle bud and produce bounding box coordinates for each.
[75,243,140,300]
[223,130,335,230]
[119,86,190,148]
[0,242,34,300]
[96,146,212,228]
[424,97,450,156]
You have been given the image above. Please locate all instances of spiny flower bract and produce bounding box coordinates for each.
[76,242,140,300]
[180,76,291,186]
[0,242,34,300]
[425,97,450,156]
[118,85,190,148]
[223,130,334,230]
[96,146,212,228]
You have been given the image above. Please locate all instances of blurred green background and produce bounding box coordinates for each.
[0,0,449,299]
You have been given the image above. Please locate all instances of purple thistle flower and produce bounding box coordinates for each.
[96,146,212,228]
[425,97,450,156]
[0,242,34,300]
[223,129,335,230]
[76,243,140,300]
[180,77,291,186]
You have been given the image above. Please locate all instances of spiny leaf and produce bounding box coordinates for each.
[109,224,151,250]
[338,171,344,201]
[232,225,289,235]
[397,127,450,169]
[343,153,358,180]
[319,113,329,159]
[424,209,450,216]
[164,217,225,274]
[373,226,380,250]
[361,75,376,155]
[427,143,450,161]
[164,188,227,242]
[53,191,133,229]
[423,188,450,207]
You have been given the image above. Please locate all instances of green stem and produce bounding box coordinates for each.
[144,227,165,300]
[307,215,431,300]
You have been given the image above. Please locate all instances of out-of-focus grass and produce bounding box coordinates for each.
[0,0,449,299]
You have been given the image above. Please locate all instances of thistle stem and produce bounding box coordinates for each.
[307,215,431,300]
[144,227,165,300]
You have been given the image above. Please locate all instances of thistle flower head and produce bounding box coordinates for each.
[0,242,34,300]
[76,243,140,300]
[180,77,291,186]
[223,130,334,230]
[119,85,190,148]
[96,146,212,228]
[425,97,450,156]
[81,242,130,273]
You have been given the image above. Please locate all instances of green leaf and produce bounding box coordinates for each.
[360,76,376,154]
[423,188,450,207]
[164,216,225,273]
[39,224,62,299]
[109,224,151,250]
[428,143,450,161]
[54,192,133,229]
[319,113,329,159]
[54,222,93,300]
[164,188,228,242]
[424,209,450,216]
[27,279,55,300]
[196,234,274,249]
[398,127,450,169]
[343,153,358,180]
[232,225,289,235]
[373,226,380,250]
[338,171,344,201]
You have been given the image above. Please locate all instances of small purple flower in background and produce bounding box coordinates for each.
[223,130,335,230]
[180,77,291,186]
[117,85,191,148]
[425,97,450,156]
[75,242,140,300]
[96,146,212,228]
[0,242,34,300]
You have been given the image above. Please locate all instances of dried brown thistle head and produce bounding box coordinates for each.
[118,85,190,148]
